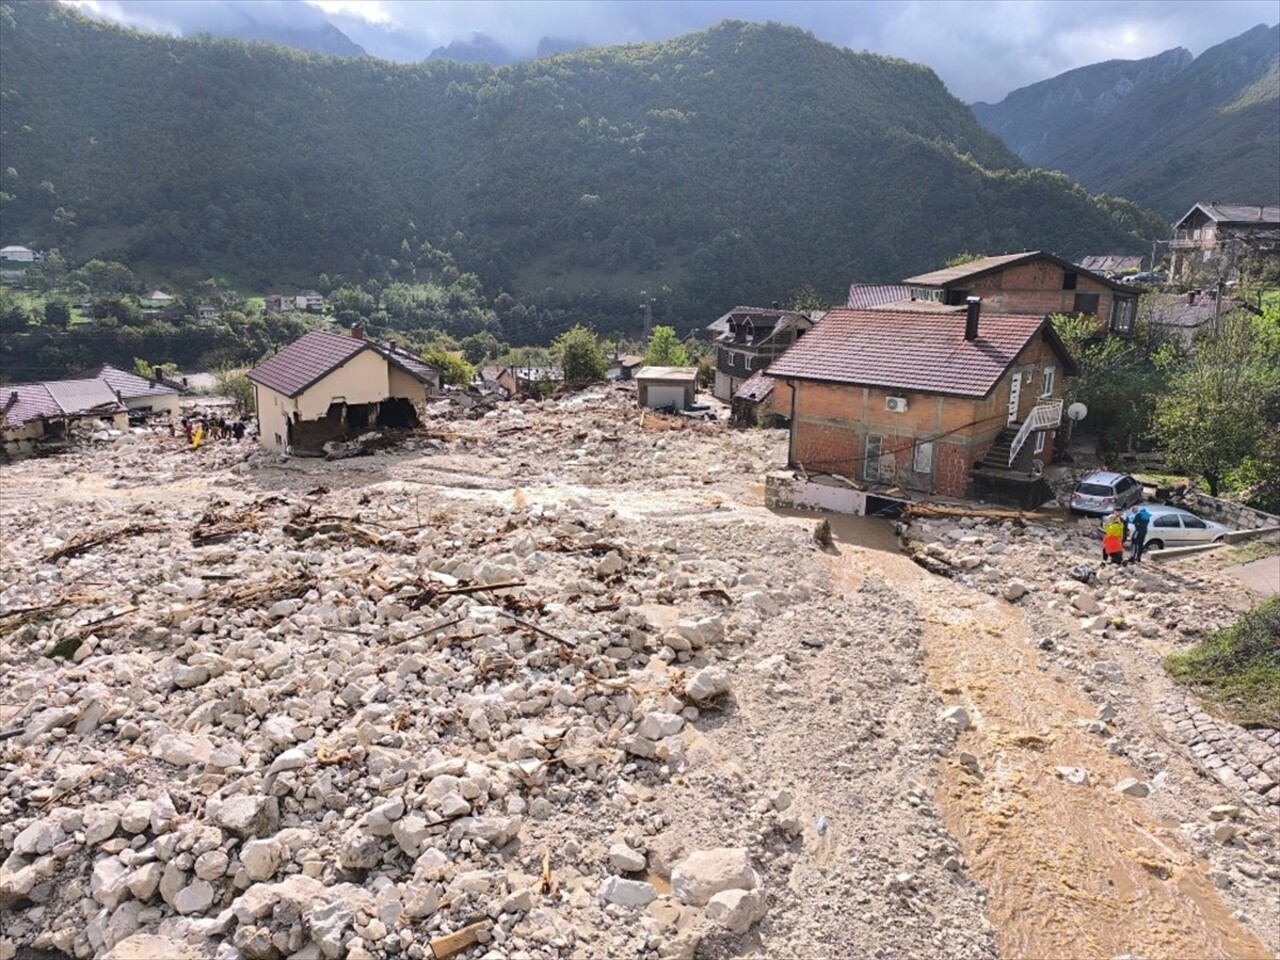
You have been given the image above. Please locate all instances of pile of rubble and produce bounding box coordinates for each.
[0,390,996,960]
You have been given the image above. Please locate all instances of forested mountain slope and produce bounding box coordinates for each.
[0,3,1164,335]
[971,47,1193,167]
[973,25,1280,219]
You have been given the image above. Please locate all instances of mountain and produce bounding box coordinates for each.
[0,3,1164,339]
[221,18,365,58]
[427,33,518,65]
[971,47,1193,167]
[972,25,1280,218]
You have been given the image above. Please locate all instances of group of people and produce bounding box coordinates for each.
[1101,503,1152,565]
[177,415,246,449]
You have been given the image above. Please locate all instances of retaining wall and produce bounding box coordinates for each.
[1187,491,1280,531]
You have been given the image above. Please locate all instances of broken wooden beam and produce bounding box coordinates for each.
[429,921,489,960]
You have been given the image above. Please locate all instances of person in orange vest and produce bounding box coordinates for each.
[1101,512,1125,565]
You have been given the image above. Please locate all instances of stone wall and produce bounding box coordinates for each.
[1186,492,1280,531]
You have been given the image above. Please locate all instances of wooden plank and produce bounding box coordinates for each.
[430,921,489,960]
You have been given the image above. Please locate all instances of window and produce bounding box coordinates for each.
[1062,272,1078,290]
[1041,366,1055,398]
[1111,297,1135,335]
[913,440,933,474]
[1034,431,1046,455]
[864,435,883,482]
[1203,250,1212,262]
[1182,516,1207,530]
[1154,514,1179,528]
[1073,293,1100,315]
[1115,477,1135,492]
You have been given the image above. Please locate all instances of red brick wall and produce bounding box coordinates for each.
[967,260,1124,328]
[935,441,973,498]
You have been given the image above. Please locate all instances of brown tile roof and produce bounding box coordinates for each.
[905,250,1132,293]
[1,383,62,428]
[734,371,775,403]
[1078,255,1143,274]
[1188,203,1280,224]
[847,284,913,309]
[94,363,183,399]
[768,307,1076,398]
[247,330,368,398]
[1149,293,1239,329]
[372,341,440,384]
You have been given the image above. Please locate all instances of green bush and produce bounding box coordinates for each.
[1166,597,1280,727]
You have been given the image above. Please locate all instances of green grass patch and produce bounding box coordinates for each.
[1166,597,1280,727]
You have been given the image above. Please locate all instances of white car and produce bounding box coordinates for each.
[1139,505,1231,550]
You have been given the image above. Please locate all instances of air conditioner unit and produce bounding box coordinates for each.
[885,397,908,413]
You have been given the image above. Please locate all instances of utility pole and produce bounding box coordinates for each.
[640,291,654,341]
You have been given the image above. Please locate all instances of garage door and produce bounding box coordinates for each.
[645,384,686,410]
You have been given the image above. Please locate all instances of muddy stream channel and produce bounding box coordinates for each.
[818,515,1269,960]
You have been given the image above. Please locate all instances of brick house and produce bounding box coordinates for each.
[708,305,819,402]
[1168,203,1280,285]
[902,251,1140,337]
[768,301,1077,503]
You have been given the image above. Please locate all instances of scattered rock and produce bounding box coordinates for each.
[671,848,760,906]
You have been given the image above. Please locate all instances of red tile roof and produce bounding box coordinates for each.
[768,308,1074,398]
[248,331,368,398]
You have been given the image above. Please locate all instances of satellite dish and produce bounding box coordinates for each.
[1067,402,1088,422]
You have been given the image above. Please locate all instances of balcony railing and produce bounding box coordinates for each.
[1009,399,1063,467]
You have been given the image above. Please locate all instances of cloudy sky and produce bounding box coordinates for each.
[63,0,1279,102]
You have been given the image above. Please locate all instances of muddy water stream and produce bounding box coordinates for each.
[821,517,1269,960]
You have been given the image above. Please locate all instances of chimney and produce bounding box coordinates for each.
[350,323,364,341]
[771,300,780,310]
[964,296,981,341]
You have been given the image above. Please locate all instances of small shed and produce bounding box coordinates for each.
[635,366,698,411]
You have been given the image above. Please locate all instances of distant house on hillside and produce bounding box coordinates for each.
[1169,203,1280,284]
[0,245,37,262]
[606,354,645,381]
[1078,255,1143,277]
[298,290,325,312]
[265,291,326,314]
[197,304,218,323]
[768,300,1077,507]
[901,251,1140,337]
[708,305,820,403]
[247,328,440,454]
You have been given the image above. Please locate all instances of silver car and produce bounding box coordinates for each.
[1139,505,1231,550]
[1069,471,1144,516]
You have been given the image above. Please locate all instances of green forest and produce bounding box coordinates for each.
[1,2,1166,347]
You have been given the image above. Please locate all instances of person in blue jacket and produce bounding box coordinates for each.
[1127,504,1151,563]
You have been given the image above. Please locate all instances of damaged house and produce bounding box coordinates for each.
[768,299,1077,508]
[1,379,128,455]
[248,329,441,455]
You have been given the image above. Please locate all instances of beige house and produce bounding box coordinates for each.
[91,363,184,417]
[248,329,441,454]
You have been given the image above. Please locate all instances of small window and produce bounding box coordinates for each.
[1041,366,1055,398]
[913,440,933,474]
[1154,514,1179,528]
[864,435,883,482]
[1182,516,1207,529]
[1062,272,1078,290]
[1073,293,1100,316]
[274,433,282,447]
[1111,298,1135,335]
[1034,431,1046,455]
[1202,250,1212,262]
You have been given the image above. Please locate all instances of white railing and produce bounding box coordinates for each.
[1009,399,1063,467]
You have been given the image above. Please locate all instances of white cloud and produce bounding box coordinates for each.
[304,0,393,26]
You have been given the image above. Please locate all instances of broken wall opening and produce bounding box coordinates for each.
[377,397,420,429]
[289,397,422,453]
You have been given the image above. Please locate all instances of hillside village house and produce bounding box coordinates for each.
[248,329,441,454]
[897,251,1140,337]
[708,305,819,403]
[265,291,326,314]
[0,245,37,262]
[140,290,175,308]
[768,300,1077,505]
[1078,255,1144,277]
[1168,203,1280,284]
[1147,290,1239,349]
